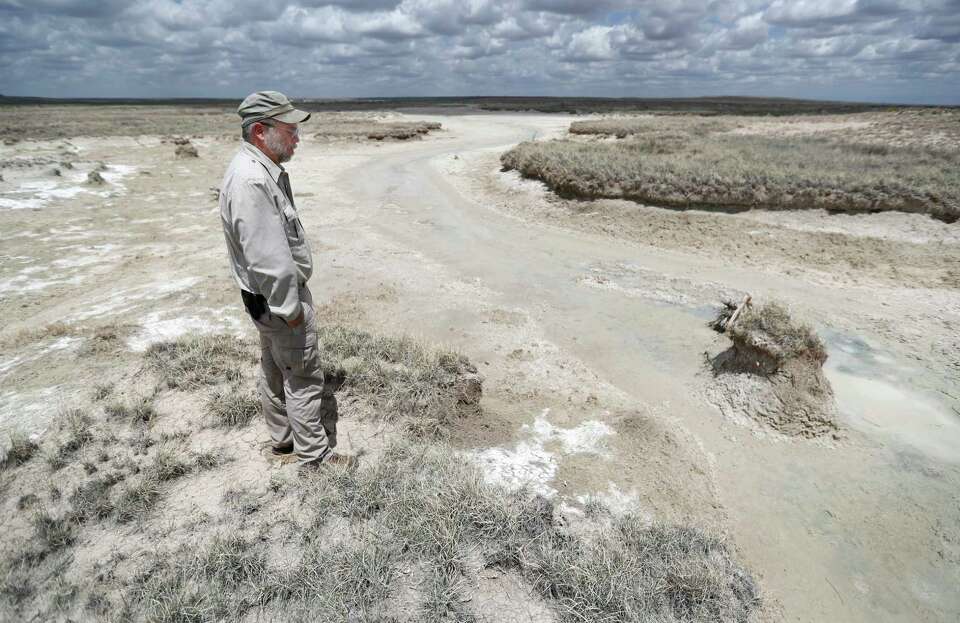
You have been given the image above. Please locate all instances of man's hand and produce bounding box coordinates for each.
[286,309,304,328]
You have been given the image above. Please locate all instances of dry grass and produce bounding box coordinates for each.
[76,325,126,357]
[313,117,442,141]
[719,302,827,368]
[1,432,39,470]
[709,301,837,437]
[207,386,259,427]
[144,333,255,389]
[111,441,759,623]
[502,122,960,222]
[104,394,157,426]
[44,408,94,471]
[316,324,483,436]
[570,116,729,139]
[0,328,762,622]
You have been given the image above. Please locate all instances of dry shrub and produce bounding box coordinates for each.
[501,131,960,222]
[710,301,837,437]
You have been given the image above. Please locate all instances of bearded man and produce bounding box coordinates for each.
[219,90,350,469]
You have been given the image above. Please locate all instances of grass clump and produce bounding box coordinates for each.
[714,301,827,370]
[68,473,123,523]
[91,383,114,401]
[501,130,960,222]
[114,475,162,524]
[1,432,39,469]
[32,511,76,552]
[144,334,254,389]
[46,408,94,470]
[316,325,483,436]
[104,395,156,425]
[207,387,259,427]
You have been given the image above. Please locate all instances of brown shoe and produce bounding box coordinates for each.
[299,453,357,473]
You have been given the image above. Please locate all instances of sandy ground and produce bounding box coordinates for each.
[1,109,959,622]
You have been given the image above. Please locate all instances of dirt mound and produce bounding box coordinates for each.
[707,299,838,437]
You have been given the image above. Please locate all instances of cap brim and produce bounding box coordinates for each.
[273,108,311,124]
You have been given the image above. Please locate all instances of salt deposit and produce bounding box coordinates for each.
[472,408,614,496]
[126,308,245,352]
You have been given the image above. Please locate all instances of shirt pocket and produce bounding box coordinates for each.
[275,196,302,241]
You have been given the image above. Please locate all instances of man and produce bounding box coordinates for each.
[219,90,349,469]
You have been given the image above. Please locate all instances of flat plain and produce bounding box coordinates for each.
[1,101,958,622]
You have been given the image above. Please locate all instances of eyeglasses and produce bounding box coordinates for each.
[261,121,300,138]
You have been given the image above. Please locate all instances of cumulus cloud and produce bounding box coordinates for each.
[0,0,956,104]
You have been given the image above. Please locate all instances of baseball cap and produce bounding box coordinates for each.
[238,91,311,128]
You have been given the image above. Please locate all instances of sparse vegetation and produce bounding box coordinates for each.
[207,386,259,427]
[145,334,255,389]
[77,325,125,356]
[0,327,762,621]
[501,122,960,222]
[104,395,157,425]
[45,408,94,470]
[112,441,759,622]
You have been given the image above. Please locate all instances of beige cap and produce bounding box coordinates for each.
[238,91,311,128]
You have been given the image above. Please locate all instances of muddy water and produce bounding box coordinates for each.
[824,330,960,464]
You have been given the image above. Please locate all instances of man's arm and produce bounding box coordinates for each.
[231,180,303,324]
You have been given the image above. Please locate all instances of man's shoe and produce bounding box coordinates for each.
[299,453,357,473]
[271,444,294,456]
[325,453,357,468]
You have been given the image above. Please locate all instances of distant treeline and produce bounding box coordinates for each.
[0,94,950,116]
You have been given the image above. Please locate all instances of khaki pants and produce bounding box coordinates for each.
[248,284,336,465]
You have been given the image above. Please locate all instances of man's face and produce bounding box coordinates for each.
[261,120,300,163]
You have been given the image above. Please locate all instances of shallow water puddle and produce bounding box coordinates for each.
[823,330,960,463]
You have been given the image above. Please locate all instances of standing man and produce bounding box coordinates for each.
[219,90,349,469]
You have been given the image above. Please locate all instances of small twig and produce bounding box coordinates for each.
[723,294,752,331]
[825,576,844,605]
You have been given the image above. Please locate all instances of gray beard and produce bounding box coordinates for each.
[264,129,292,163]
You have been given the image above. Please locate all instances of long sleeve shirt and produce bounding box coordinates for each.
[219,142,313,321]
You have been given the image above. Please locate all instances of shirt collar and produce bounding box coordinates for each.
[242,141,284,184]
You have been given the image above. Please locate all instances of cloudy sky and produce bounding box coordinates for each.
[1,0,958,104]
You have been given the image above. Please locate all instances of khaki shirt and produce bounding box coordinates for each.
[219,142,313,321]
